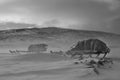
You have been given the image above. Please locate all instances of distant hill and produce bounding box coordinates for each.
[0,27,120,53]
[0,27,120,42]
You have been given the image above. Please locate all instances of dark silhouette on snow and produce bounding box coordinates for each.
[66,39,110,59]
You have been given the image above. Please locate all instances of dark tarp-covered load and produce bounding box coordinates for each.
[67,39,110,58]
[71,39,109,53]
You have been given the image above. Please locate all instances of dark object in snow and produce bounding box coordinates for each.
[66,39,110,59]
[93,66,99,75]
[97,58,113,68]
[74,62,79,64]
[86,58,113,68]
[90,60,97,64]
[98,60,104,66]
[85,58,113,75]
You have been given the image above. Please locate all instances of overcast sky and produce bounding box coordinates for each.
[0,0,120,34]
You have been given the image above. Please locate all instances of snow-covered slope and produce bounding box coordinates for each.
[0,27,120,53]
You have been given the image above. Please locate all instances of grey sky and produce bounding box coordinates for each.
[0,0,120,34]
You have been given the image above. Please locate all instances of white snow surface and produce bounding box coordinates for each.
[0,50,120,80]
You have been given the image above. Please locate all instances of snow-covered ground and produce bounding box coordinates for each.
[0,49,120,80]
